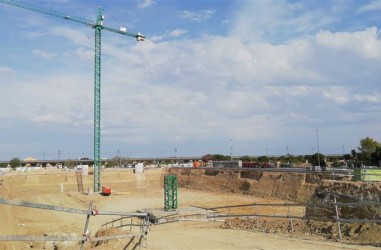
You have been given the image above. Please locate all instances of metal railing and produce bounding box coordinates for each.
[0,198,149,249]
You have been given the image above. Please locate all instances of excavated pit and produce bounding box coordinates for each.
[0,167,380,248]
[168,168,318,203]
[166,168,381,245]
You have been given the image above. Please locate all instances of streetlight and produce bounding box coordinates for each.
[174,147,179,166]
[117,149,121,168]
[230,139,233,161]
[316,129,320,167]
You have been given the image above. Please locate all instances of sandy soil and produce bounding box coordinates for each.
[0,168,378,249]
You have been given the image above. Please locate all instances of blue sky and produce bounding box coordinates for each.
[0,0,381,160]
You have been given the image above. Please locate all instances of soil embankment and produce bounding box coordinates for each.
[306,180,381,219]
[167,168,381,246]
[168,168,318,203]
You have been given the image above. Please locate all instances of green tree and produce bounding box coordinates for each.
[65,159,75,168]
[257,156,269,163]
[9,157,21,169]
[331,160,347,168]
[310,153,326,167]
[358,137,380,164]
[371,146,381,166]
[343,154,352,161]
[201,154,214,163]
[351,149,357,159]
[107,156,120,168]
[213,154,230,160]
[240,155,252,162]
[296,155,305,164]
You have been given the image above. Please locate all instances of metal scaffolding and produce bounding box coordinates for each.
[164,175,178,211]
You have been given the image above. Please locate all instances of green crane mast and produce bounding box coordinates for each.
[0,0,145,192]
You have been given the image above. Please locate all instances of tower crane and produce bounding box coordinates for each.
[0,0,145,192]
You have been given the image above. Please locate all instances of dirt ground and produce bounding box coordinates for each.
[0,168,379,249]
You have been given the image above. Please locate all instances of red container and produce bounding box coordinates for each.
[101,186,111,195]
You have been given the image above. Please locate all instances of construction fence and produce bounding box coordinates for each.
[0,198,149,249]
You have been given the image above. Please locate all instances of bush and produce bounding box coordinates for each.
[9,158,21,169]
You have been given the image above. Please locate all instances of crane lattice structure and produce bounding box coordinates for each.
[0,0,145,192]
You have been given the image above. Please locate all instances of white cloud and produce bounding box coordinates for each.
[354,94,381,104]
[1,1,381,157]
[148,29,188,42]
[358,0,381,12]
[50,26,92,48]
[323,87,349,105]
[4,25,381,153]
[179,10,215,22]
[230,0,337,42]
[315,27,381,58]
[32,115,72,125]
[169,29,188,37]
[73,47,93,61]
[0,67,14,74]
[32,50,56,60]
[138,0,156,9]
[150,35,164,42]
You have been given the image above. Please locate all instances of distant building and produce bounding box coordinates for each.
[24,156,37,162]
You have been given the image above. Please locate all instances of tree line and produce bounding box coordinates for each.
[201,137,381,168]
[2,137,380,169]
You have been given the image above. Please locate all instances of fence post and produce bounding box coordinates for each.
[334,197,342,241]
[140,211,149,249]
[255,203,259,230]
[227,203,232,228]
[80,201,93,250]
[287,203,294,232]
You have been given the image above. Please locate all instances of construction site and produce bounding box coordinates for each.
[0,167,380,249]
[1,0,381,248]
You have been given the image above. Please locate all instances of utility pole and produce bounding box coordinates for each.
[58,150,61,161]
